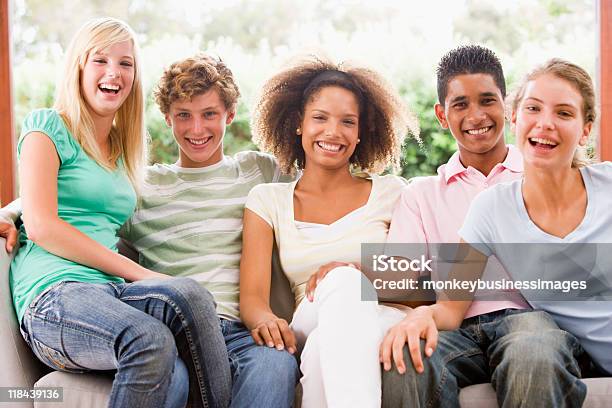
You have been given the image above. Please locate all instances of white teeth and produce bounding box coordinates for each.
[466,126,491,135]
[317,141,342,152]
[99,83,120,91]
[529,137,557,146]
[187,137,210,145]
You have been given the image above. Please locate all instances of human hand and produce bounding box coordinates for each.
[379,306,438,374]
[0,220,18,253]
[250,316,296,354]
[305,261,360,302]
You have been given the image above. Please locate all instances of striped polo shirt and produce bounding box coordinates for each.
[121,151,291,320]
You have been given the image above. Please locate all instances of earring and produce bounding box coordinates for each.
[296,128,302,135]
[357,138,361,143]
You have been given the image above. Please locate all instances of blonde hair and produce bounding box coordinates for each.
[54,17,146,186]
[511,58,596,168]
[252,54,419,174]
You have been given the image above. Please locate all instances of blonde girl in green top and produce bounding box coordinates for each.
[11,18,231,408]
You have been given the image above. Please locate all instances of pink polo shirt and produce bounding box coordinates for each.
[387,145,529,318]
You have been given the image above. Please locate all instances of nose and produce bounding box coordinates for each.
[106,62,121,79]
[536,108,555,130]
[192,117,205,135]
[324,121,341,137]
[466,105,487,124]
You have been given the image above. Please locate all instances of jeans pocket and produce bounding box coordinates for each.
[30,338,85,373]
[27,281,68,314]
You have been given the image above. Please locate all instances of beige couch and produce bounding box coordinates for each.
[2,236,612,407]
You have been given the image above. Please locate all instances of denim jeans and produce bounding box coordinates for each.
[20,278,232,408]
[219,319,299,408]
[382,309,587,408]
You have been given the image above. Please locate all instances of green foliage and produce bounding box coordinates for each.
[10,0,596,174]
[400,88,456,178]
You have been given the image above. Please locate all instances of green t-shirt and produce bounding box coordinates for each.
[10,109,136,321]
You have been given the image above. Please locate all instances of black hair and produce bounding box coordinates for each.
[436,45,506,105]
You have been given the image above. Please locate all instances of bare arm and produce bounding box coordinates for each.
[239,208,296,353]
[19,132,165,281]
[380,241,488,374]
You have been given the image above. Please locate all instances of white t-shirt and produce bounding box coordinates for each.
[245,174,407,306]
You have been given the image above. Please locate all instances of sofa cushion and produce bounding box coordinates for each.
[34,372,112,408]
[459,379,612,408]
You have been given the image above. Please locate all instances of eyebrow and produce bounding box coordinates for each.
[524,97,578,109]
[449,92,498,105]
[174,105,220,112]
[92,51,134,60]
[311,109,358,118]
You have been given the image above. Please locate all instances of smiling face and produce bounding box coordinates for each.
[300,85,360,171]
[81,40,135,120]
[435,73,506,160]
[512,73,591,171]
[165,89,235,168]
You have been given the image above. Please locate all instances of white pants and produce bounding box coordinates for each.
[290,266,405,408]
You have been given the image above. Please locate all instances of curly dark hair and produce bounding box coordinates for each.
[154,53,241,114]
[436,45,506,105]
[251,54,419,174]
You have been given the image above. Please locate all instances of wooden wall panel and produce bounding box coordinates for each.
[0,0,15,205]
[600,0,612,161]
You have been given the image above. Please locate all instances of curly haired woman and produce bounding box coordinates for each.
[239,54,419,407]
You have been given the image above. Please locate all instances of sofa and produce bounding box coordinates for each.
[2,236,612,407]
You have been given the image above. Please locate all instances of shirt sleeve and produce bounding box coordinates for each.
[458,190,496,256]
[387,183,427,244]
[244,184,274,228]
[18,109,77,165]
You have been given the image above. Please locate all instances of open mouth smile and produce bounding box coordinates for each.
[98,83,121,95]
[186,136,213,147]
[316,141,345,153]
[528,137,558,150]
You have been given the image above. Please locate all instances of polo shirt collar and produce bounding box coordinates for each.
[442,144,523,184]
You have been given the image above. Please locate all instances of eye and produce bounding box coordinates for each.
[120,61,134,67]
[481,97,496,105]
[177,112,190,119]
[558,110,573,118]
[525,105,539,112]
[452,102,467,109]
[204,111,218,119]
[343,119,356,126]
[92,58,106,64]
[313,115,326,121]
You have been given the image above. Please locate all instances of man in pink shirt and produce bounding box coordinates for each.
[380,46,587,407]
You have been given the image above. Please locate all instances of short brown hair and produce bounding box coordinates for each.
[154,53,240,114]
[511,58,596,167]
[251,54,419,174]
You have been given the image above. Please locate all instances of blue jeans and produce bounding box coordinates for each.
[382,309,587,408]
[20,278,232,408]
[220,319,299,408]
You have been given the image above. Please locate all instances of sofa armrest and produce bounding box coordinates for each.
[0,238,47,397]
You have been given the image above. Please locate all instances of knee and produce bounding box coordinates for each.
[499,329,579,378]
[248,348,299,387]
[382,345,433,406]
[162,278,216,308]
[122,319,177,367]
[316,266,364,297]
